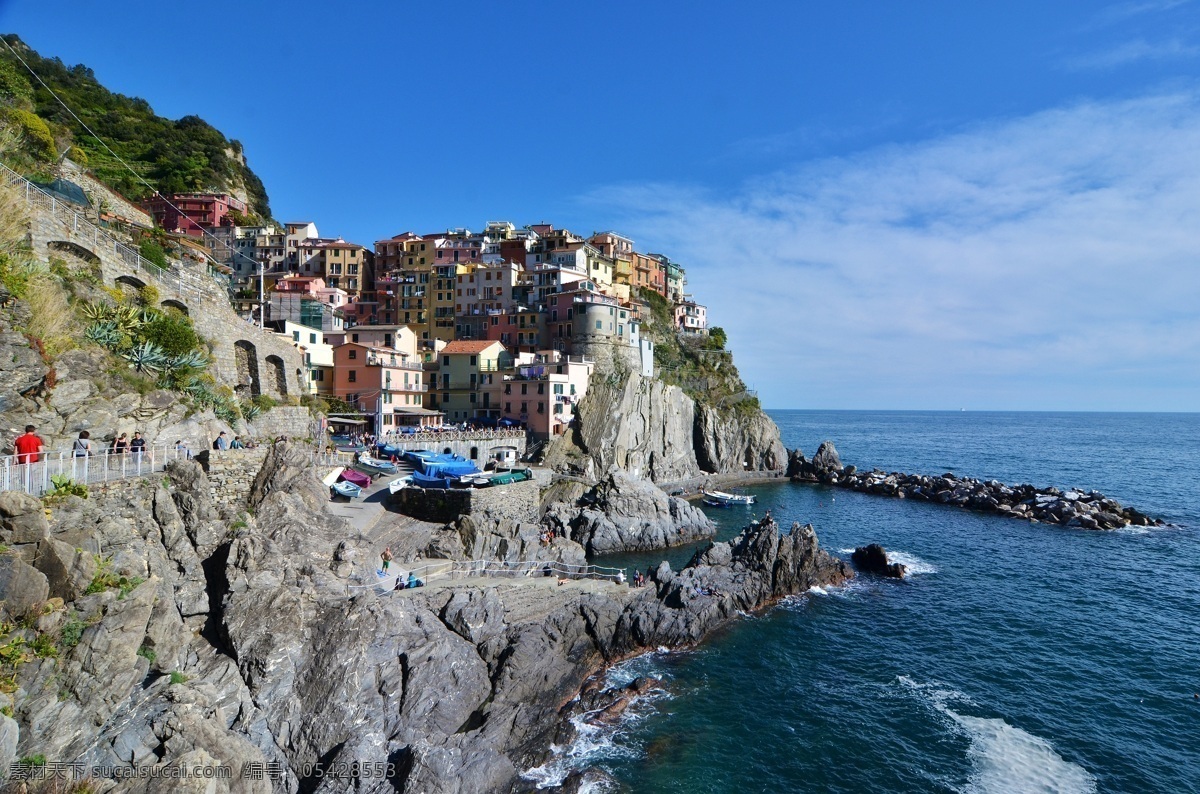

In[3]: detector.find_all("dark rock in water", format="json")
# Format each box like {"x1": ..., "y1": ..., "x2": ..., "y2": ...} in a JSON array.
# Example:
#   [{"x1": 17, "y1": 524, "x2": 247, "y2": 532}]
[
  {"x1": 786, "y1": 448, "x2": 807, "y2": 478},
  {"x1": 851, "y1": 544, "x2": 907, "y2": 579},
  {"x1": 811, "y1": 441, "x2": 842, "y2": 475}
]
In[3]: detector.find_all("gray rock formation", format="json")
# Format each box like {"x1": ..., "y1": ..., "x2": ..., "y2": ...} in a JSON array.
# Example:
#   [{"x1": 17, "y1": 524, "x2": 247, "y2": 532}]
[
  {"x1": 543, "y1": 469, "x2": 715, "y2": 555},
  {"x1": 0, "y1": 443, "x2": 848, "y2": 793},
  {"x1": 693, "y1": 403, "x2": 787, "y2": 476}
]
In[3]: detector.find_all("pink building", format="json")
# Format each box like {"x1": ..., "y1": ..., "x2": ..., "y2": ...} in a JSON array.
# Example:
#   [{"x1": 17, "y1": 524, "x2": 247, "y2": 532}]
[
  {"x1": 331, "y1": 342, "x2": 435, "y2": 428},
  {"x1": 143, "y1": 193, "x2": 246, "y2": 237}
]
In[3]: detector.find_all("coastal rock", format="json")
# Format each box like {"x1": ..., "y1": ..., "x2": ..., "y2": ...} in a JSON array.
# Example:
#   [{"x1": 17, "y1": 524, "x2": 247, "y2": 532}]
[
  {"x1": 693, "y1": 403, "x2": 787, "y2": 476},
  {"x1": 850, "y1": 544, "x2": 907, "y2": 579},
  {"x1": 542, "y1": 469, "x2": 715, "y2": 554},
  {"x1": 0, "y1": 555, "x2": 50, "y2": 618},
  {"x1": 789, "y1": 447, "x2": 1167, "y2": 531}
]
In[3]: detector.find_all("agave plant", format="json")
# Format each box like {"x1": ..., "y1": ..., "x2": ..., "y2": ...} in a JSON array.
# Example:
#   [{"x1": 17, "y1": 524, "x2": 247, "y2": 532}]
[
  {"x1": 168, "y1": 350, "x2": 209, "y2": 373},
  {"x1": 240, "y1": 402, "x2": 261, "y2": 423},
  {"x1": 112, "y1": 305, "x2": 142, "y2": 334},
  {"x1": 122, "y1": 340, "x2": 167, "y2": 374},
  {"x1": 80, "y1": 302, "x2": 113, "y2": 323},
  {"x1": 213, "y1": 400, "x2": 241, "y2": 425},
  {"x1": 84, "y1": 321, "x2": 122, "y2": 349}
]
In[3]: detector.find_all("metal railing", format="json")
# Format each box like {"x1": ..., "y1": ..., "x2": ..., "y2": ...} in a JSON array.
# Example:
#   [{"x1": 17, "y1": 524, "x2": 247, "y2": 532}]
[
  {"x1": 0, "y1": 161, "x2": 216, "y2": 304},
  {"x1": 1, "y1": 443, "x2": 201, "y2": 496},
  {"x1": 349, "y1": 558, "x2": 629, "y2": 592}
]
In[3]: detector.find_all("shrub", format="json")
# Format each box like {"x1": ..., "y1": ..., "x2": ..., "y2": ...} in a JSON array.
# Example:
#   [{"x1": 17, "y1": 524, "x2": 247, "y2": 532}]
[
  {"x1": 136, "y1": 645, "x2": 156, "y2": 664},
  {"x1": 251, "y1": 394, "x2": 278, "y2": 411},
  {"x1": 169, "y1": 671, "x2": 187, "y2": 685},
  {"x1": 141, "y1": 313, "x2": 199, "y2": 357},
  {"x1": 44, "y1": 474, "x2": 87, "y2": 503},
  {"x1": 30, "y1": 633, "x2": 57, "y2": 658},
  {"x1": 0, "y1": 59, "x2": 33, "y2": 107},
  {"x1": 136, "y1": 283, "x2": 160, "y2": 307},
  {"x1": 2, "y1": 108, "x2": 55, "y2": 162},
  {"x1": 138, "y1": 239, "x2": 169, "y2": 270},
  {"x1": 17, "y1": 754, "x2": 46, "y2": 768},
  {"x1": 60, "y1": 618, "x2": 85, "y2": 648}
]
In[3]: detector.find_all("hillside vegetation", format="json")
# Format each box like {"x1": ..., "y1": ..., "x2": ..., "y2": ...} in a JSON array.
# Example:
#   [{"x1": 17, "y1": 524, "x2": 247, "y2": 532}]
[
  {"x1": 0, "y1": 34, "x2": 270, "y2": 217},
  {"x1": 636, "y1": 288, "x2": 760, "y2": 415}
]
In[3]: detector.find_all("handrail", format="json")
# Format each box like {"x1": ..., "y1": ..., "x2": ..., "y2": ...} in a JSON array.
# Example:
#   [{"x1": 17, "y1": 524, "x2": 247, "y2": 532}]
[
  {"x1": 348, "y1": 558, "x2": 628, "y2": 591},
  {"x1": 0, "y1": 161, "x2": 216, "y2": 303},
  {"x1": 1, "y1": 442, "x2": 198, "y2": 496}
]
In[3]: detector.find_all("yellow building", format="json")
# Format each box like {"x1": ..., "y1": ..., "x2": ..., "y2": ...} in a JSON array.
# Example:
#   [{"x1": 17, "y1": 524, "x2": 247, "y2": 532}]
[{"x1": 432, "y1": 340, "x2": 512, "y2": 422}]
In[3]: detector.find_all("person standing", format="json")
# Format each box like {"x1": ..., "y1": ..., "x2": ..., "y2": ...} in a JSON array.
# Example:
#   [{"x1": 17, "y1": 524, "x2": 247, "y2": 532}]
[
  {"x1": 73, "y1": 430, "x2": 92, "y2": 458},
  {"x1": 130, "y1": 431, "x2": 146, "y2": 460},
  {"x1": 14, "y1": 425, "x2": 44, "y2": 464},
  {"x1": 174, "y1": 439, "x2": 191, "y2": 459},
  {"x1": 112, "y1": 432, "x2": 129, "y2": 455},
  {"x1": 381, "y1": 546, "x2": 393, "y2": 574},
  {"x1": 213, "y1": 431, "x2": 229, "y2": 451}
]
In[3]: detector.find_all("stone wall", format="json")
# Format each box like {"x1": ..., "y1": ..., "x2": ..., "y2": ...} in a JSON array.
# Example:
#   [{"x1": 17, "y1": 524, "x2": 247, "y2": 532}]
[
  {"x1": 25, "y1": 191, "x2": 306, "y2": 400},
  {"x1": 246, "y1": 407, "x2": 316, "y2": 441},
  {"x1": 195, "y1": 448, "x2": 268, "y2": 509},
  {"x1": 392, "y1": 479, "x2": 540, "y2": 524}
]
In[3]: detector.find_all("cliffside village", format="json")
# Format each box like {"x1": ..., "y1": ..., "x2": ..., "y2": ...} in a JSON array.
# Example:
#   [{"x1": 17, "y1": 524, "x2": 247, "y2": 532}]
[{"x1": 144, "y1": 192, "x2": 711, "y2": 441}]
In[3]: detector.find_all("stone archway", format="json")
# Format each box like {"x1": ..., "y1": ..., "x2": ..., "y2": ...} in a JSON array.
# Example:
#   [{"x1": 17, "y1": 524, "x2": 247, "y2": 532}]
[
  {"x1": 470, "y1": 446, "x2": 479, "y2": 460},
  {"x1": 161, "y1": 299, "x2": 189, "y2": 316},
  {"x1": 234, "y1": 340, "x2": 261, "y2": 397},
  {"x1": 47, "y1": 240, "x2": 101, "y2": 265},
  {"x1": 265, "y1": 354, "x2": 288, "y2": 397}
]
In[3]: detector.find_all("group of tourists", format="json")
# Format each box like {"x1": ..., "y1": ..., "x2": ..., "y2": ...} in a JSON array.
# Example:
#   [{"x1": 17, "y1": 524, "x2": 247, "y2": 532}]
[
  {"x1": 10, "y1": 425, "x2": 152, "y2": 464},
  {"x1": 380, "y1": 547, "x2": 424, "y2": 591}
]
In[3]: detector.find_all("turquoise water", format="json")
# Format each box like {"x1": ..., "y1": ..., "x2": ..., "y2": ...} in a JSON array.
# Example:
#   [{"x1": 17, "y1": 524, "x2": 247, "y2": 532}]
[{"x1": 579, "y1": 411, "x2": 1200, "y2": 793}]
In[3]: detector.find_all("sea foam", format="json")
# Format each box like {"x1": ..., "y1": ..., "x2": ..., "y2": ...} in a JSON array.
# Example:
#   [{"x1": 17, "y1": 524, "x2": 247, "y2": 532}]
[{"x1": 898, "y1": 677, "x2": 1096, "y2": 794}]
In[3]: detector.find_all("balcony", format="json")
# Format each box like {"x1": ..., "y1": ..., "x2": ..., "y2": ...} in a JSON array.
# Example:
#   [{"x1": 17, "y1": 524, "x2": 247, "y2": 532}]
[
  {"x1": 366, "y1": 355, "x2": 425, "y2": 371},
  {"x1": 384, "y1": 382, "x2": 429, "y2": 392}
]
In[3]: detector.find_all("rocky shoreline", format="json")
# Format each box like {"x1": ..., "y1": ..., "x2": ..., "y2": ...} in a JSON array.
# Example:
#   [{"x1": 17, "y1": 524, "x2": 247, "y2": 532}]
[{"x1": 788, "y1": 441, "x2": 1166, "y2": 530}]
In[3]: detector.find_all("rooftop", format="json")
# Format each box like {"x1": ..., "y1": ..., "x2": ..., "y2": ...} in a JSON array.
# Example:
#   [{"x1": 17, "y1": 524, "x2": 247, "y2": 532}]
[{"x1": 441, "y1": 340, "x2": 503, "y2": 354}]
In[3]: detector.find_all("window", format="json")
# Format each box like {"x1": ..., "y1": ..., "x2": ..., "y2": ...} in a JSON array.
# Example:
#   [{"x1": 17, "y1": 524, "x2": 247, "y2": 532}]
[
  {"x1": 442, "y1": 392, "x2": 450, "y2": 403},
  {"x1": 521, "y1": 384, "x2": 527, "y2": 395},
  {"x1": 537, "y1": 401, "x2": 545, "y2": 413},
  {"x1": 442, "y1": 355, "x2": 450, "y2": 366},
  {"x1": 554, "y1": 383, "x2": 563, "y2": 394},
  {"x1": 309, "y1": 333, "x2": 317, "y2": 344},
  {"x1": 596, "y1": 320, "x2": 603, "y2": 330},
  {"x1": 348, "y1": 350, "x2": 357, "y2": 360},
  {"x1": 469, "y1": 355, "x2": 477, "y2": 366},
  {"x1": 348, "y1": 370, "x2": 357, "y2": 383},
  {"x1": 469, "y1": 392, "x2": 477, "y2": 403},
  {"x1": 520, "y1": 401, "x2": 527, "y2": 413},
  {"x1": 352, "y1": 333, "x2": 359, "y2": 343},
  {"x1": 505, "y1": 402, "x2": 511, "y2": 412}
]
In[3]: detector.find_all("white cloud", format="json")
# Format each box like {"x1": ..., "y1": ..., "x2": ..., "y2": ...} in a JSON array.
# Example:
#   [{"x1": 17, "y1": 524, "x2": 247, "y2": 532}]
[
  {"x1": 1066, "y1": 37, "x2": 1200, "y2": 69},
  {"x1": 584, "y1": 93, "x2": 1200, "y2": 410}
]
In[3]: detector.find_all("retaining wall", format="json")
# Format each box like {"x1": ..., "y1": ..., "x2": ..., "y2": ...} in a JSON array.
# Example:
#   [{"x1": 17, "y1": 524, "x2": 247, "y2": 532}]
[{"x1": 392, "y1": 479, "x2": 540, "y2": 524}]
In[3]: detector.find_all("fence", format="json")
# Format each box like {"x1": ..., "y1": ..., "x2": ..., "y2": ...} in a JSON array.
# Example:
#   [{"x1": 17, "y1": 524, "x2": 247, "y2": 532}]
[
  {"x1": 0, "y1": 161, "x2": 216, "y2": 304},
  {"x1": 1, "y1": 443, "x2": 199, "y2": 496},
  {"x1": 349, "y1": 558, "x2": 629, "y2": 593}
]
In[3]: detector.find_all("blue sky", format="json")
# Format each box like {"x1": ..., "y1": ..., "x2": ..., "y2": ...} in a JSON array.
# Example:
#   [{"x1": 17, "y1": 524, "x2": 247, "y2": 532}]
[{"x1": 2, "y1": 0, "x2": 1199, "y2": 410}]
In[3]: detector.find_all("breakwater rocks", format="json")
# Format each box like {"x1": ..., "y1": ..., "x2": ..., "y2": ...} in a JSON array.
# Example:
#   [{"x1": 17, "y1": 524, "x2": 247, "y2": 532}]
[{"x1": 788, "y1": 441, "x2": 1165, "y2": 530}]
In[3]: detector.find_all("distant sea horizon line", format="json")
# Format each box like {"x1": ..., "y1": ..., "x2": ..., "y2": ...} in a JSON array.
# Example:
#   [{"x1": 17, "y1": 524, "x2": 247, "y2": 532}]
[{"x1": 763, "y1": 407, "x2": 1199, "y2": 415}]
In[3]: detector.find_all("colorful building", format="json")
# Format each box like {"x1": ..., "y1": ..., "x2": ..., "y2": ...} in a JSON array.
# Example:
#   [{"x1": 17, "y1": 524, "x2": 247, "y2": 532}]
[
  {"x1": 675, "y1": 298, "x2": 708, "y2": 333},
  {"x1": 430, "y1": 340, "x2": 512, "y2": 422},
  {"x1": 499, "y1": 351, "x2": 594, "y2": 440},
  {"x1": 143, "y1": 192, "x2": 246, "y2": 237},
  {"x1": 331, "y1": 342, "x2": 434, "y2": 428}
]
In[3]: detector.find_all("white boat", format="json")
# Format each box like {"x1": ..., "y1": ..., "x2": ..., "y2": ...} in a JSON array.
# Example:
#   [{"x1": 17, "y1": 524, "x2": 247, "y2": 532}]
[
  {"x1": 387, "y1": 475, "x2": 412, "y2": 495},
  {"x1": 701, "y1": 489, "x2": 756, "y2": 506}
]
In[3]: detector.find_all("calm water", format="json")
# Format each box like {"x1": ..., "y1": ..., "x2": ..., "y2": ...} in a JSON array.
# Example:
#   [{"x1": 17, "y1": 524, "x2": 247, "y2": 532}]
[{"x1": 561, "y1": 411, "x2": 1200, "y2": 794}]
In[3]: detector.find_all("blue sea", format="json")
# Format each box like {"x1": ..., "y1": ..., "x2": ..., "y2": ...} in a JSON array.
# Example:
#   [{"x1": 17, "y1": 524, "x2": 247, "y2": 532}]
[{"x1": 537, "y1": 411, "x2": 1200, "y2": 793}]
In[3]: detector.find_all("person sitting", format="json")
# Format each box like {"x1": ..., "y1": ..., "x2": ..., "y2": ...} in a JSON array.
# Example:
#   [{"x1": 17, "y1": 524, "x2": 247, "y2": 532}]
[
  {"x1": 407, "y1": 573, "x2": 422, "y2": 589},
  {"x1": 230, "y1": 436, "x2": 245, "y2": 449}
]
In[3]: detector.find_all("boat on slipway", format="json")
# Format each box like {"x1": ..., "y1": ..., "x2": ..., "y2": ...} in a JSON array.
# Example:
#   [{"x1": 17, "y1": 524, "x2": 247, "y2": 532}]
[{"x1": 702, "y1": 489, "x2": 756, "y2": 507}]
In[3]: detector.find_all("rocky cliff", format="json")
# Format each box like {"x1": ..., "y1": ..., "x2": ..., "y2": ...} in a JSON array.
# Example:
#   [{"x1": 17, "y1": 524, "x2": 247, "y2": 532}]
[
  {"x1": 0, "y1": 444, "x2": 849, "y2": 792},
  {"x1": 544, "y1": 370, "x2": 785, "y2": 485},
  {"x1": 543, "y1": 469, "x2": 715, "y2": 555}
]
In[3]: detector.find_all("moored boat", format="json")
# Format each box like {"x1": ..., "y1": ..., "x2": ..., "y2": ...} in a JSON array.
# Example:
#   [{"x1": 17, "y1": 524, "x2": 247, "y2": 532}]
[
  {"x1": 387, "y1": 475, "x2": 412, "y2": 494},
  {"x1": 701, "y1": 489, "x2": 756, "y2": 506},
  {"x1": 356, "y1": 453, "x2": 399, "y2": 474},
  {"x1": 330, "y1": 480, "x2": 362, "y2": 499},
  {"x1": 339, "y1": 468, "x2": 372, "y2": 488}
]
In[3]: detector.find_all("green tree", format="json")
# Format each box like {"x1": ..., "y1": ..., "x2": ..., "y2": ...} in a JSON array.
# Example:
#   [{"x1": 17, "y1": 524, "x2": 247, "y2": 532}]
[
  {"x1": 138, "y1": 239, "x2": 168, "y2": 270},
  {"x1": 2, "y1": 108, "x2": 55, "y2": 162}
]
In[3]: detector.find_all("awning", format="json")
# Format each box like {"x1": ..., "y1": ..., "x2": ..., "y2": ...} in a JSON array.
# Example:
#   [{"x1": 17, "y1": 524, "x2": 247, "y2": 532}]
[
  {"x1": 327, "y1": 416, "x2": 368, "y2": 425},
  {"x1": 392, "y1": 407, "x2": 444, "y2": 416}
]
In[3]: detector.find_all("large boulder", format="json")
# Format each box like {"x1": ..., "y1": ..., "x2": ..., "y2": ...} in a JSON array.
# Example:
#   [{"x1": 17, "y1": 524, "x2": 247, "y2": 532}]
[
  {"x1": 850, "y1": 544, "x2": 907, "y2": 579},
  {"x1": 543, "y1": 469, "x2": 715, "y2": 554},
  {"x1": 0, "y1": 555, "x2": 50, "y2": 618},
  {"x1": 0, "y1": 491, "x2": 50, "y2": 546}
]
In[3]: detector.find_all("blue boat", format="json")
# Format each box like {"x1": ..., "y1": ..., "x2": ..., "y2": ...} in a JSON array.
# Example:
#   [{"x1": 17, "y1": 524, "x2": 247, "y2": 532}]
[
  {"x1": 330, "y1": 481, "x2": 362, "y2": 499},
  {"x1": 404, "y1": 449, "x2": 437, "y2": 464},
  {"x1": 377, "y1": 443, "x2": 400, "y2": 457},
  {"x1": 411, "y1": 470, "x2": 453, "y2": 489}
]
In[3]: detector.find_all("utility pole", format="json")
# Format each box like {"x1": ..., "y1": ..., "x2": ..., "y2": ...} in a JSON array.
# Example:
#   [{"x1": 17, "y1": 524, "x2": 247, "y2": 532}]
[{"x1": 258, "y1": 258, "x2": 265, "y2": 330}]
